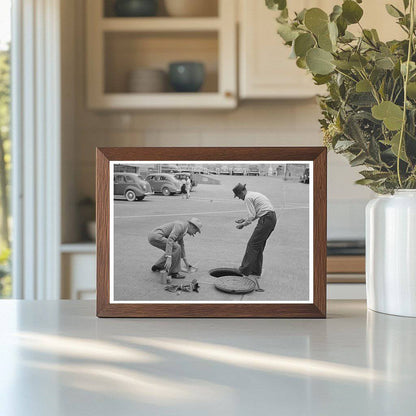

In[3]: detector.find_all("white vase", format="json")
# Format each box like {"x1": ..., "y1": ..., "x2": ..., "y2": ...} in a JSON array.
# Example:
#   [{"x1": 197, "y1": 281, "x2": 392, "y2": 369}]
[{"x1": 366, "y1": 190, "x2": 416, "y2": 317}]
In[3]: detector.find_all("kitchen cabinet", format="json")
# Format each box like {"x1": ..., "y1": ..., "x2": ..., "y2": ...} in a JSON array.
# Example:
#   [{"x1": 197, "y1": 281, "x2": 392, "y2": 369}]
[
  {"x1": 239, "y1": 0, "x2": 324, "y2": 99},
  {"x1": 238, "y1": 0, "x2": 405, "y2": 99},
  {"x1": 86, "y1": 0, "x2": 237, "y2": 109}
]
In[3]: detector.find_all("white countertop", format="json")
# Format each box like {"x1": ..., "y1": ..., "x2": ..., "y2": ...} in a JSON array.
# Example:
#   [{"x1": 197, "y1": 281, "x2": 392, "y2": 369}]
[{"x1": 0, "y1": 300, "x2": 415, "y2": 415}]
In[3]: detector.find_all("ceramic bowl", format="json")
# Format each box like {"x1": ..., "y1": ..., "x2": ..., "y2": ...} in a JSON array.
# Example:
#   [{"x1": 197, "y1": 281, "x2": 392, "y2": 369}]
[
  {"x1": 127, "y1": 68, "x2": 167, "y2": 93},
  {"x1": 114, "y1": 0, "x2": 158, "y2": 17},
  {"x1": 168, "y1": 62, "x2": 205, "y2": 93}
]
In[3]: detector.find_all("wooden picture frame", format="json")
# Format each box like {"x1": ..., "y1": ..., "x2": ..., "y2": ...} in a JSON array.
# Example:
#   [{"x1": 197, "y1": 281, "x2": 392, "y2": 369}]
[{"x1": 96, "y1": 147, "x2": 327, "y2": 318}]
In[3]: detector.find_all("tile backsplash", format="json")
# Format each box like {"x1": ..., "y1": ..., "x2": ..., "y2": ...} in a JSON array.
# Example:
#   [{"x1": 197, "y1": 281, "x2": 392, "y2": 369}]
[
  {"x1": 61, "y1": 0, "x2": 374, "y2": 242},
  {"x1": 73, "y1": 100, "x2": 372, "y2": 242}
]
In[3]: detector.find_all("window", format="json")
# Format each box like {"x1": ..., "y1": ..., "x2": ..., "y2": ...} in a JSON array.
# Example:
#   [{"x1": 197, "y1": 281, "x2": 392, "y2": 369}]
[
  {"x1": 0, "y1": 0, "x2": 11, "y2": 298},
  {"x1": 114, "y1": 175, "x2": 125, "y2": 184},
  {"x1": 125, "y1": 176, "x2": 134, "y2": 183}
]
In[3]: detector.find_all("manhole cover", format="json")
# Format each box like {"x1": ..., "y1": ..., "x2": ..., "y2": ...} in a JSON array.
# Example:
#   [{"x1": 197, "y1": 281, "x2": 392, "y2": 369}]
[
  {"x1": 209, "y1": 267, "x2": 243, "y2": 278},
  {"x1": 215, "y1": 276, "x2": 255, "y2": 294}
]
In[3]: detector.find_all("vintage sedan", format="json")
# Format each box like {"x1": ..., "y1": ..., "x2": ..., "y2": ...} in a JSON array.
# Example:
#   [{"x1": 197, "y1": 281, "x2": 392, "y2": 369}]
[
  {"x1": 231, "y1": 167, "x2": 244, "y2": 176},
  {"x1": 114, "y1": 173, "x2": 153, "y2": 201},
  {"x1": 174, "y1": 172, "x2": 197, "y2": 190},
  {"x1": 145, "y1": 173, "x2": 182, "y2": 196}
]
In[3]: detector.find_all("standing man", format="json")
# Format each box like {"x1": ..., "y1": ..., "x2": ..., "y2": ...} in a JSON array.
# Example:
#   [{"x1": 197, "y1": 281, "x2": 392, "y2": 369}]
[
  {"x1": 148, "y1": 217, "x2": 202, "y2": 279},
  {"x1": 233, "y1": 183, "x2": 277, "y2": 291},
  {"x1": 185, "y1": 176, "x2": 192, "y2": 199}
]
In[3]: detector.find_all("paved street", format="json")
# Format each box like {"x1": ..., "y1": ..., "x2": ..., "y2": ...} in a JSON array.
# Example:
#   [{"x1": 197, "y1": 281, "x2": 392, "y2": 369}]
[{"x1": 113, "y1": 175, "x2": 310, "y2": 302}]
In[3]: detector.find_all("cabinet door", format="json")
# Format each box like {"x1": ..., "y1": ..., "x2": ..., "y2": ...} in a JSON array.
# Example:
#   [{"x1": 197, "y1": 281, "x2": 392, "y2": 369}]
[
  {"x1": 239, "y1": 0, "x2": 321, "y2": 99},
  {"x1": 239, "y1": 0, "x2": 405, "y2": 99}
]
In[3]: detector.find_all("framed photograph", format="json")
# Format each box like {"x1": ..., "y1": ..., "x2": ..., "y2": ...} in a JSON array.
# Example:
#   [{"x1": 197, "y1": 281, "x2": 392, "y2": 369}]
[{"x1": 96, "y1": 147, "x2": 327, "y2": 318}]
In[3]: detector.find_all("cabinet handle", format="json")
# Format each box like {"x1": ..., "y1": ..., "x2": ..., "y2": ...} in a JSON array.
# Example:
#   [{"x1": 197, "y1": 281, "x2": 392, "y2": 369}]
[{"x1": 225, "y1": 91, "x2": 234, "y2": 98}]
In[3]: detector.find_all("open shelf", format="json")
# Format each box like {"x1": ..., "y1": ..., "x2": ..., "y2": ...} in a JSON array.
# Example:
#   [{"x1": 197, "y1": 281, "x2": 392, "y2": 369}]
[
  {"x1": 101, "y1": 17, "x2": 221, "y2": 32},
  {"x1": 90, "y1": 92, "x2": 235, "y2": 109},
  {"x1": 103, "y1": 0, "x2": 219, "y2": 18},
  {"x1": 86, "y1": 0, "x2": 236, "y2": 109},
  {"x1": 104, "y1": 31, "x2": 218, "y2": 94}
]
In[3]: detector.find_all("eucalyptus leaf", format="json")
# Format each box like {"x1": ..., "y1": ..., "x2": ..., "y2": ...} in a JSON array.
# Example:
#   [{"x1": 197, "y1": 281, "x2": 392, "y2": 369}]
[
  {"x1": 328, "y1": 21, "x2": 338, "y2": 45},
  {"x1": 342, "y1": 0, "x2": 364, "y2": 24},
  {"x1": 334, "y1": 139, "x2": 355, "y2": 152},
  {"x1": 313, "y1": 74, "x2": 332, "y2": 85},
  {"x1": 336, "y1": 15, "x2": 348, "y2": 36},
  {"x1": 306, "y1": 48, "x2": 335, "y2": 75},
  {"x1": 330, "y1": 5, "x2": 343, "y2": 22},
  {"x1": 350, "y1": 54, "x2": 368, "y2": 69},
  {"x1": 363, "y1": 29, "x2": 375, "y2": 44},
  {"x1": 375, "y1": 56, "x2": 396, "y2": 70},
  {"x1": 304, "y1": 8, "x2": 329, "y2": 35},
  {"x1": 359, "y1": 170, "x2": 391, "y2": 180},
  {"x1": 371, "y1": 29, "x2": 380, "y2": 42},
  {"x1": 296, "y1": 57, "x2": 307, "y2": 69},
  {"x1": 339, "y1": 31, "x2": 356, "y2": 43},
  {"x1": 382, "y1": 132, "x2": 409, "y2": 161},
  {"x1": 294, "y1": 33, "x2": 315, "y2": 57},
  {"x1": 295, "y1": 8, "x2": 307, "y2": 22},
  {"x1": 266, "y1": 0, "x2": 287, "y2": 11},
  {"x1": 355, "y1": 178, "x2": 377, "y2": 185},
  {"x1": 372, "y1": 101, "x2": 403, "y2": 130},
  {"x1": 280, "y1": 8, "x2": 289, "y2": 19},
  {"x1": 401, "y1": 61, "x2": 416, "y2": 76},
  {"x1": 356, "y1": 79, "x2": 372, "y2": 92},
  {"x1": 385, "y1": 4, "x2": 404, "y2": 18},
  {"x1": 349, "y1": 92, "x2": 377, "y2": 107},
  {"x1": 277, "y1": 23, "x2": 299, "y2": 42},
  {"x1": 407, "y1": 82, "x2": 416, "y2": 99},
  {"x1": 350, "y1": 152, "x2": 368, "y2": 167},
  {"x1": 333, "y1": 59, "x2": 353, "y2": 70},
  {"x1": 369, "y1": 137, "x2": 382, "y2": 162},
  {"x1": 318, "y1": 31, "x2": 334, "y2": 52}
]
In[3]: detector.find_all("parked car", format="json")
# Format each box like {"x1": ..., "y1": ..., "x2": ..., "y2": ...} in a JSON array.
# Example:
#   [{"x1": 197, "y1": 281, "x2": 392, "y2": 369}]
[
  {"x1": 114, "y1": 173, "x2": 153, "y2": 201},
  {"x1": 231, "y1": 167, "x2": 244, "y2": 176},
  {"x1": 145, "y1": 173, "x2": 182, "y2": 196},
  {"x1": 247, "y1": 166, "x2": 260, "y2": 176},
  {"x1": 191, "y1": 166, "x2": 205, "y2": 174},
  {"x1": 220, "y1": 165, "x2": 230, "y2": 175},
  {"x1": 161, "y1": 164, "x2": 179, "y2": 173},
  {"x1": 300, "y1": 168, "x2": 310, "y2": 184},
  {"x1": 174, "y1": 172, "x2": 197, "y2": 190}
]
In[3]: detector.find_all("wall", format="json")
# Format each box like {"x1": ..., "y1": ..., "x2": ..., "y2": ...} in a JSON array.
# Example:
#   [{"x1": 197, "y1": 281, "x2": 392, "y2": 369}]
[{"x1": 61, "y1": 0, "x2": 374, "y2": 243}]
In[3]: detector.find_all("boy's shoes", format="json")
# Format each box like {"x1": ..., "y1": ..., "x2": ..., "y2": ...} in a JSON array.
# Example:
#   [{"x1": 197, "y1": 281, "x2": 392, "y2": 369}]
[
  {"x1": 151, "y1": 265, "x2": 163, "y2": 272},
  {"x1": 170, "y1": 273, "x2": 185, "y2": 279}
]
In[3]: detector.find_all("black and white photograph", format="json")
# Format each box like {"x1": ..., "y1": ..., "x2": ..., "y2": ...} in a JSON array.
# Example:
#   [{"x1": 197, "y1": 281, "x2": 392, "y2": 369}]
[{"x1": 110, "y1": 161, "x2": 313, "y2": 303}]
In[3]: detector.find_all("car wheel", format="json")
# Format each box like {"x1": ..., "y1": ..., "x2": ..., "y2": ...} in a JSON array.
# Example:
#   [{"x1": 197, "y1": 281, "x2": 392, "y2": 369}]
[
  {"x1": 125, "y1": 190, "x2": 136, "y2": 202},
  {"x1": 162, "y1": 187, "x2": 170, "y2": 196},
  {"x1": 136, "y1": 195, "x2": 145, "y2": 201}
]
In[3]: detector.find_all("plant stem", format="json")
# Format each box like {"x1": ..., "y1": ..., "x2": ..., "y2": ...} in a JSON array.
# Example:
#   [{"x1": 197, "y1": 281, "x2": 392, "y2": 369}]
[
  {"x1": 397, "y1": 0, "x2": 415, "y2": 188},
  {"x1": 334, "y1": 68, "x2": 357, "y2": 83},
  {"x1": 358, "y1": 69, "x2": 380, "y2": 104}
]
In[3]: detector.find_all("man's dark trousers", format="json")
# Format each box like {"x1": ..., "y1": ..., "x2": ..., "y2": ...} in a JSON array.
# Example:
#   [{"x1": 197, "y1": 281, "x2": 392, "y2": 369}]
[{"x1": 239, "y1": 211, "x2": 277, "y2": 276}]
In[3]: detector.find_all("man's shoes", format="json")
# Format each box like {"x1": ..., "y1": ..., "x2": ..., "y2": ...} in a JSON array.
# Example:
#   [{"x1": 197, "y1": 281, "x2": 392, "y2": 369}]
[
  {"x1": 151, "y1": 265, "x2": 163, "y2": 272},
  {"x1": 247, "y1": 275, "x2": 264, "y2": 292},
  {"x1": 170, "y1": 273, "x2": 185, "y2": 279}
]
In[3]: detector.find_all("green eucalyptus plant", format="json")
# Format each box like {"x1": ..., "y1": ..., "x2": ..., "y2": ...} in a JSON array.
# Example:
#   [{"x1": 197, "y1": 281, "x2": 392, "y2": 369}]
[{"x1": 266, "y1": 0, "x2": 416, "y2": 193}]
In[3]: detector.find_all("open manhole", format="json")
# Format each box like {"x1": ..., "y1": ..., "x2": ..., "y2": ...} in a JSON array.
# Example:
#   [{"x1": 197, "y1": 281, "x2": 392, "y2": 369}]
[{"x1": 209, "y1": 268, "x2": 243, "y2": 278}]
